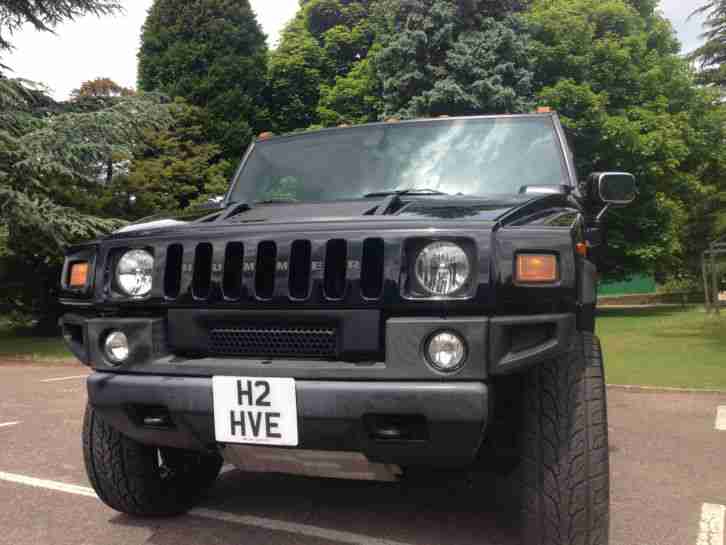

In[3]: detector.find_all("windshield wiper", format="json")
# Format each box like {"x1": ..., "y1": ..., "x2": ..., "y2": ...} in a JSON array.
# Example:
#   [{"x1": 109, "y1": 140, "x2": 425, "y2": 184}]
[
  {"x1": 255, "y1": 198, "x2": 299, "y2": 205},
  {"x1": 364, "y1": 188, "x2": 448, "y2": 198}
]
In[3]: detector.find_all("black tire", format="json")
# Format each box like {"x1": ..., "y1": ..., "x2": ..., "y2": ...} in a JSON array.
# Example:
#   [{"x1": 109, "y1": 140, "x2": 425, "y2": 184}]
[
  {"x1": 83, "y1": 404, "x2": 222, "y2": 516},
  {"x1": 521, "y1": 332, "x2": 610, "y2": 545}
]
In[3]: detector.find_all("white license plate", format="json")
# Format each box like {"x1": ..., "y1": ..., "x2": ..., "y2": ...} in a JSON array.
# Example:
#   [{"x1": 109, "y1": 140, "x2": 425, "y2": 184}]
[{"x1": 213, "y1": 376, "x2": 298, "y2": 446}]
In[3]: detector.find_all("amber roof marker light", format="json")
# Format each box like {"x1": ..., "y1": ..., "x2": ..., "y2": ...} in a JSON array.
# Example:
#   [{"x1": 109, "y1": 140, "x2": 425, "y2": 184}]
[{"x1": 516, "y1": 254, "x2": 558, "y2": 284}]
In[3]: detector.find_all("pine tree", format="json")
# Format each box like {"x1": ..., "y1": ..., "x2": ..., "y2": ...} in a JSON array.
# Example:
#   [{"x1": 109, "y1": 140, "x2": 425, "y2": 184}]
[
  {"x1": 374, "y1": 0, "x2": 535, "y2": 118},
  {"x1": 689, "y1": 1, "x2": 726, "y2": 87},
  {"x1": 138, "y1": 0, "x2": 268, "y2": 160}
]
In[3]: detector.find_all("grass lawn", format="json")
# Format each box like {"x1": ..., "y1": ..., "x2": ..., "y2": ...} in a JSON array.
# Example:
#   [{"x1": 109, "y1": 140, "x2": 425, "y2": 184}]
[
  {"x1": 0, "y1": 322, "x2": 71, "y2": 361},
  {"x1": 598, "y1": 306, "x2": 726, "y2": 390}
]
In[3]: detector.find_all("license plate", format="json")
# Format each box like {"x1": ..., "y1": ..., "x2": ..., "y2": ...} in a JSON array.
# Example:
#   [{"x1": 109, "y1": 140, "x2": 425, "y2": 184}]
[{"x1": 213, "y1": 376, "x2": 298, "y2": 446}]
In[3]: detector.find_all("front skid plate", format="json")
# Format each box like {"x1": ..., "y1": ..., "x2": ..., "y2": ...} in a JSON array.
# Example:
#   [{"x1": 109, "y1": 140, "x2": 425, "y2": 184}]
[{"x1": 222, "y1": 445, "x2": 403, "y2": 482}]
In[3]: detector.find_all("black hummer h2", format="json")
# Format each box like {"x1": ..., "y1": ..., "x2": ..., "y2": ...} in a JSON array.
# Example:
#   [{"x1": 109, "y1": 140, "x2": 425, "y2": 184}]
[{"x1": 60, "y1": 113, "x2": 635, "y2": 545}]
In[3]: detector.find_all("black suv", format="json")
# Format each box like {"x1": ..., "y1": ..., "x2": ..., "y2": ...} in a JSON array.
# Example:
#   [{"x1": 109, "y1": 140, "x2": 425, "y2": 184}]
[{"x1": 60, "y1": 113, "x2": 635, "y2": 545}]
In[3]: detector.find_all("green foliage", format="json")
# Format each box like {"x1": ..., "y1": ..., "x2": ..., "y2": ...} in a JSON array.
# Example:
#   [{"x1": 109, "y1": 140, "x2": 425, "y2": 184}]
[
  {"x1": 0, "y1": 85, "x2": 174, "y2": 322},
  {"x1": 0, "y1": 0, "x2": 121, "y2": 53},
  {"x1": 317, "y1": 53, "x2": 383, "y2": 125},
  {"x1": 527, "y1": 0, "x2": 726, "y2": 277},
  {"x1": 689, "y1": 1, "x2": 726, "y2": 86},
  {"x1": 112, "y1": 99, "x2": 231, "y2": 218},
  {"x1": 374, "y1": 0, "x2": 535, "y2": 118},
  {"x1": 267, "y1": 0, "x2": 379, "y2": 132},
  {"x1": 138, "y1": 0, "x2": 268, "y2": 160}
]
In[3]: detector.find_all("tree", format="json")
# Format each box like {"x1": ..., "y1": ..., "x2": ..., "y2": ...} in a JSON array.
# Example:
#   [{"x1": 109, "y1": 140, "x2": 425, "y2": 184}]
[
  {"x1": 266, "y1": 0, "x2": 378, "y2": 132},
  {"x1": 0, "y1": 87, "x2": 175, "y2": 327},
  {"x1": 317, "y1": 52, "x2": 383, "y2": 126},
  {"x1": 689, "y1": 1, "x2": 726, "y2": 87},
  {"x1": 138, "y1": 0, "x2": 268, "y2": 160},
  {"x1": 71, "y1": 77, "x2": 134, "y2": 98},
  {"x1": 0, "y1": 0, "x2": 120, "y2": 53},
  {"x1": 110, "y1": 99, "x2": 230, "y2": 218},
  {"x1": 374, "y1": 0, "x2": 535, "y2": 118},
  {"x1": 527, "y1": 0, "x2": 726, "y2": 277}
]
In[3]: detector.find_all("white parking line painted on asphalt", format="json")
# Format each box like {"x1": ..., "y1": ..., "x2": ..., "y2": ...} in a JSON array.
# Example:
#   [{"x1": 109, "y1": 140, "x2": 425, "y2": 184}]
[
  {"x1": 190, "y1": 508, "x2": 416, "y2": 545},
  {"x1": 0, "y1": 421, "x2": 20, "y2": 429},
  {"x1": 697, "y1": 503, "x2": 725, "y2": 545},
  {"x1": 40, "y1": 375, "x2": 87, "y2": 383},
  {"x1": 0, "y1": 471, "x2": 97, "y2": 498},
  {"x1": 0, "y1": 470, "x2": 415, "y2": 545},
  {"x1": 716, "y1": 406, "x2": 726, "y2": 431}
]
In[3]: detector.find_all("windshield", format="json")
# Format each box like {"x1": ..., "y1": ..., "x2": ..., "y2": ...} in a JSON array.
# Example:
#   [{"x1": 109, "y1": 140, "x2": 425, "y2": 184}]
[{"x1": 229, "y1": 116, "x2": 569, "y2": 204}]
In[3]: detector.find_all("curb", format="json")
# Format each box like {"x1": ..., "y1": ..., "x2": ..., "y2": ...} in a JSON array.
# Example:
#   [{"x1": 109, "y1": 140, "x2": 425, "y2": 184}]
[{"x1": 607, "y1": 384, "x2": 726, "y2": 395}]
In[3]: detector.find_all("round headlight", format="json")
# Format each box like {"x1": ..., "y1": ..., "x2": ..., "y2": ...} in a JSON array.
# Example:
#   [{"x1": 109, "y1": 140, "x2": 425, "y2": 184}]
[
  {"x1": 104, "y1": 331, "x2": 129, "y2": 364},
  {"x1": 415, "y1": 242, "x2": 470, "y2": 296},
  {"x1": 116, "y1": 249, "x2": 154, "y2": 298},
  {"x1": 426, "y1": 331, "x2": 467, "y2": 372}
]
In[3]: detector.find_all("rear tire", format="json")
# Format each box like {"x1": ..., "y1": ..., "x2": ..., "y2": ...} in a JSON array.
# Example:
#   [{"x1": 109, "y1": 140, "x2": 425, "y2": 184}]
[
  {"x1": 521, "y1": 332, "x2": 610, "y2": 545},
  {"x1": 82, "y1": 404, "x2": 222, "y2": 516}
]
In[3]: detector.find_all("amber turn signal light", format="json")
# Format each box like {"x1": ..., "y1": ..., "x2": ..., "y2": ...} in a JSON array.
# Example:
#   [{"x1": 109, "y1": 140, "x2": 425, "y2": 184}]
[
  {"x1": 69, "y1": 262, "x2": 90, "y2": 288},
  {"x1": 516, "y1": 254, "x2": 558, "y2": 284}
]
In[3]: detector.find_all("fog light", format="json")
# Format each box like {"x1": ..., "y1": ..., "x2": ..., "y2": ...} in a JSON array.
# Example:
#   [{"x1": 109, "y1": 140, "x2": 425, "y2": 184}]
[
  {"x1": 426, "y1": 331, "x2": 466, "y2": 372},
  {"x1": 104, "y1": 331, "x2": 129, "y2": 364}
]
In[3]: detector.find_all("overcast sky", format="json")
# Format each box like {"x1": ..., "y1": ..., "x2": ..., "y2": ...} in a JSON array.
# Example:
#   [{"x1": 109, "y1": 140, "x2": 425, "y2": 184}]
[{"x1": 1, "y1": 0, "x2": 707, "y2": 100}]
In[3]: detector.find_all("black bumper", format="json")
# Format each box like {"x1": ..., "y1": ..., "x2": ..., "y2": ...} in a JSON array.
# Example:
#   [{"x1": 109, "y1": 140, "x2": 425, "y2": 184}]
[
  {"x1": 87, "y1": 373, "x2": 489, "y2": 468},
  {"x1": 61, "y1": 311, "x2": 575, "y2": 380}
]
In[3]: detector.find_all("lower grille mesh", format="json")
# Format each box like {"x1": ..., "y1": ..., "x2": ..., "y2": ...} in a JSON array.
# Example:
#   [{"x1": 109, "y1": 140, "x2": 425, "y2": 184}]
[{"x1": 209, "y1": 326, "x2": 337, "y2": 358}]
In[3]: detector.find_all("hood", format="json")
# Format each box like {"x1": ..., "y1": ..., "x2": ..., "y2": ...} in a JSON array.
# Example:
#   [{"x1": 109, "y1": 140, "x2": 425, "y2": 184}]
[{"x1": 113, "y1": 194, "x2": 572, "y2": 237}]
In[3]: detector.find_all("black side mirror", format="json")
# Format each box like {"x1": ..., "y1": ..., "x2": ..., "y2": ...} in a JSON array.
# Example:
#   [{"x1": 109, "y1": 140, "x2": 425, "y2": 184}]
[{"x1": 587, "y1": 172, "x2": 637, "y2": 205}]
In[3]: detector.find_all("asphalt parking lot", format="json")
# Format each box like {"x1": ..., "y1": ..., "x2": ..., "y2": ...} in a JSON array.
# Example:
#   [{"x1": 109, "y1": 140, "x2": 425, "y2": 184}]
[{"x1": 0, "y1": 361, "x2": 724, "y2": 545}]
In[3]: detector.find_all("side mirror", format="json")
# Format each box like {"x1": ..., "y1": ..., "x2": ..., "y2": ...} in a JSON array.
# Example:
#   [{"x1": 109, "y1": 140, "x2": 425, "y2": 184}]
[{"x1": 588, "y1": 172, "x2": 636, "y2": 205}]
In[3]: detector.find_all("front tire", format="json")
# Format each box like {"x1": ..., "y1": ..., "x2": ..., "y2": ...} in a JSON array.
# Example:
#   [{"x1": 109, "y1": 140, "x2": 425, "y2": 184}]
[
  {"x1": 521, "y1": 332, "x2": 610, "y2": 545},
  {"x1": 82, "y1": 404, "x2": 222, "y2": 516}
]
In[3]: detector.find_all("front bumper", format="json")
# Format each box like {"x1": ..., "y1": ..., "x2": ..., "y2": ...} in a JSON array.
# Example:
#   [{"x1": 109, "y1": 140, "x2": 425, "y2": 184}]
[
  {"x1": 61, "y1": 312, "x2": 575, "y2": 379},
  {"x1": 87, "y1": 373, "x2": 488, "y2": 468},
  {"x1": 73, "y1": 312, "x2": 575, "y2": 468}
]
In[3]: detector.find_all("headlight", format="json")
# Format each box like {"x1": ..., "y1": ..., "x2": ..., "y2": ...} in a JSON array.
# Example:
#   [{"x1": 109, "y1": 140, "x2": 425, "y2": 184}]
[
  {"x1": 116, "y1": 249, "x2": 154, "y2": 298},
  {"x1": 415, "y1": 242, "x2": 471, "y2": 296}
]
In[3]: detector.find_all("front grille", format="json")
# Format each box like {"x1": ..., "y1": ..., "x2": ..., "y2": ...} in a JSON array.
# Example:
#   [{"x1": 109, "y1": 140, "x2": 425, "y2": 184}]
[
  {"x1": 160, "y1": 237, "x2": 387, "y2": 303},
  {"x1": 209, "y1": 326, "x2": 338, "y2": 358}
]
